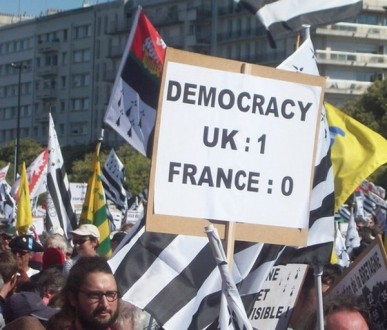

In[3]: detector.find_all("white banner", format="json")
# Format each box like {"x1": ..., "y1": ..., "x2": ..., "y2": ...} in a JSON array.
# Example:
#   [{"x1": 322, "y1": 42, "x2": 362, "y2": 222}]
[{"x1": 154, "y1": 61, "x2": 322, "y2": 228}]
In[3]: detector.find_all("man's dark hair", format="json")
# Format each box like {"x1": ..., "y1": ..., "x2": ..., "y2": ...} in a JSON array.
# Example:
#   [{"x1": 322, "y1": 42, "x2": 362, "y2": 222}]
[
  {"x1": 302, "y1": 294, "x2": 372, "y2": 329},
  {"x1": 63, "y1": 256, "x2": 113, "y2": 297}
]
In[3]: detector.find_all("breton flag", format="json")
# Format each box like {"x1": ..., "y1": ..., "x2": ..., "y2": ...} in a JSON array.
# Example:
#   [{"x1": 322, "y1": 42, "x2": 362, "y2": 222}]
[
  {"x1": 80, "y1": 139, "x2": 112, "y2": 257},
  {"x1": 16, "y1": 162, "x2": 32, "y2": 235},
  {"x1": 326, "y1": 102, "x2": 387, "y2": 211},
  {"x1": 276, "y1": 31, "x2": 335, "y2": 265},
  {"x1": 45, "y1": 113, "x2": 78, "y2": 239},
  {"x1": 236, "y1": 0, "x2": 363, "y2": 44},
  {"x1": 12, "y1": 149, "x2": 48, "y2": 201},
  {"x1": 101, "y1": 149, "x2": 128, "y2": 211},
  {"x1": 104, "y1": 6, "x2": 166, "y2": 157},
  {"x1": 109, "y1": 220, "x2": 284, "y2": 329},
  {"x1": 0, "y1": 183, "x2": 15, "y2": 223}
]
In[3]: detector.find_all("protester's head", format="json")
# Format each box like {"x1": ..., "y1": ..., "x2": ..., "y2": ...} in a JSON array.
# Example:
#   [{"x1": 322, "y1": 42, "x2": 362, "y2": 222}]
[
  {"x1": 111, "y1": 231, "x2": 126, "y2": 252},
  {"x1": 290, "y1": 264, "x2": 343, "y2": 329},
  {"x1": 37, "y1": 267, "x2": 66, "y2": 306},
  {"x1": 0, "y1": 250, "x2": 19, "y2": 284},
  {"x1": 3, "y1": 291, "x2": 59, "y2": 324},
  {"x1": 0, "y1": 226, "x2": 16, "y2": 251},
  {"x1": 70, "y1": 224, "x2": 100, "y2": 256},
  {"x1": 9, "y1": 235, "x2": 44, "y2": 270},
  {"x1": 303, "y1": 294, "x2": 371, "y2": 330},
  {"x1": 61, "y1": 256, "x2": 120, "y2": 329},
  {"x1": 42, "y1": 247, "x2": 65, "y2": 270},
  {"x1": 112, "y1": 300, "x2": 148, "y2": 330},
  {"x1": 44, "y1": 233, "x2": 69, "y2": 256}
]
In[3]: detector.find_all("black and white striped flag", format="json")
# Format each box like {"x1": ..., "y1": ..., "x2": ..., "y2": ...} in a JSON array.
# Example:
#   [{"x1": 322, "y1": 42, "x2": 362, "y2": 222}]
[
  {"x1": 236, "y1": 0, "x2": 362, "y2": 43},
  {"x1": 101, "y1": 149, "x2": 128, "y2": 211},
  {"x1": 46, "y1": 113, "x2": 78, "y2": 238}
]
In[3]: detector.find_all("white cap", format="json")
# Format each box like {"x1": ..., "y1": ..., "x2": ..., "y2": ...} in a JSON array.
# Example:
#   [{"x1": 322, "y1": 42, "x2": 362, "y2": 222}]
[{"x1": 71, "y1": 224, "x2": 100, "y2": 241}]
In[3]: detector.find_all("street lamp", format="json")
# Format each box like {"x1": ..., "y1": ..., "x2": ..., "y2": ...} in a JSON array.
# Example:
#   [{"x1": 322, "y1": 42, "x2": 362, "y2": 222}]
[{"x1": 10, "y1": 62, "x2": 27, "y2": 183}]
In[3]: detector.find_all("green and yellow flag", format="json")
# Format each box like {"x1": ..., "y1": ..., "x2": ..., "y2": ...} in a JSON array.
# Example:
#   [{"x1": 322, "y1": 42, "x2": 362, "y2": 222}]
[
  {"x1": 326, "y1": 102, "x2": 387, "y2": 211},
  {"x1": 16, "y1": 162, "x2": 32, "y2": 235},
  {"x1": 80, "y1": 141, "x2": 112, "y2": 257}
]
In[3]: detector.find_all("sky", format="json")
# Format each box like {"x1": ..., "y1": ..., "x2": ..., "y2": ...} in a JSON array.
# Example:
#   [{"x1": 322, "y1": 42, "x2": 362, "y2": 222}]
[{"x1": 0, "y1": 0, "x2": 108, "y2": 17}]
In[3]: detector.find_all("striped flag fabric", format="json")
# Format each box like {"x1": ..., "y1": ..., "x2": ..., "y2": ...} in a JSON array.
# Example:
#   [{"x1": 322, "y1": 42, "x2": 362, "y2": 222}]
[
  {"x1": 276, "y1": 31, "x2": 335, "y2": 265},
  {"x1": 0, "y1": 181, "x2": 15, "y2": 223},
  {"x1": 101, "y1": 149, "x2": 128, "y2": 211},
  {"x1": 108, "y1": 221, "x2": 284, "y2": 329},
  {"x1": 16, "y1": 162, "x2": 32, "y2": 235},
  {"x1": 80, "y1": 140, "x2": 112, "y2": 257},
  {"x1": 236, "y1": 0, "x2": 363, "y2": 43},
  {"x1": 45, "y1": 113, "x2": 78, "y2": 239},
  {"x1": 104, "y1": 6, "x2": 166, "y2": 157}
]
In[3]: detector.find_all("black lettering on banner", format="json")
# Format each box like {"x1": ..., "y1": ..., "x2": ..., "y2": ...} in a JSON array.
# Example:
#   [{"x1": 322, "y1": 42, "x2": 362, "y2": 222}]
[
  {"x1": 166, "y1": 80, "x2": 314, "y2": 122},
  {"x1": 166, "y1": 80, "x2": 181, "y2": 101},
  {"x1": 168, "y1": 162, "x2": 261, "y2": 192}
]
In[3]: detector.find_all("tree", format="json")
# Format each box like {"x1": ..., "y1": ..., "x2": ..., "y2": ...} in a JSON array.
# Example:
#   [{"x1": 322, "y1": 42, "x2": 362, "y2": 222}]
[{"x1": 68, "y1": 143, "x2": 150, "y2": 196}]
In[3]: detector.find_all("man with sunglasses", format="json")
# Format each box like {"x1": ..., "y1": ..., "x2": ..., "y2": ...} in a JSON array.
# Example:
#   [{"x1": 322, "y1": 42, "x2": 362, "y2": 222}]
[
  {"x1": 63, "y1": 224, "x2": 100, "y2": 277},
  {"x1": 47, "y1": 256, "x2": 120, "y2": 330},
  {"x1": 8, "y1": 234, "x2": 44, "y2": 285}
]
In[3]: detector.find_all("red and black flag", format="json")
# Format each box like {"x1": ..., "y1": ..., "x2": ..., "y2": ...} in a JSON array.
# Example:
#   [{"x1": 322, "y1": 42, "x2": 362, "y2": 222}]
[{"x1": 104, "y1": 7, "x2": 166, "y2": 157}]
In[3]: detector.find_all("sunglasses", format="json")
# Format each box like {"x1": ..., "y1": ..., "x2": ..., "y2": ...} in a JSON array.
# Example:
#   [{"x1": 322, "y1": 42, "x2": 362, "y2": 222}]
[
  {"x1": 72, "y1": 238, "x2": 90, "y2": 245},
  {"x1": 11, "y1": 250, "x2": 29, "y2": 257}
]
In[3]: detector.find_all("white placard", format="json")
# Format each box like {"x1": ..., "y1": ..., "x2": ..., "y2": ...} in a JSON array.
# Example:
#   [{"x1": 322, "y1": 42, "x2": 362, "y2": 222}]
[
  {"x1": 154, "y1": 61, "x2": 322, "y2": 228},
  {"x1": 249, "y1": 264, "x2": 308, "y2": 329}
]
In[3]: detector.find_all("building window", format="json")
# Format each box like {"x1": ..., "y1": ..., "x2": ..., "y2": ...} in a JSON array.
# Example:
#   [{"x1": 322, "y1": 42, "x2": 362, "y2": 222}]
[
  {"x1": 71, "y1": 122, "x2": 88, "y2": 135},
  {"x1": 71, "y1": 97, "x2": 89, "y2": 111},
  {"x1": 74, "y1": 25, "x2": 92, "y2": 39},
  {"x1": 72, "y1": 73, "x2": 90, "y2": 87},
  {"x1": 73, "y1": 49, "x2": 91, "y2": 63}
]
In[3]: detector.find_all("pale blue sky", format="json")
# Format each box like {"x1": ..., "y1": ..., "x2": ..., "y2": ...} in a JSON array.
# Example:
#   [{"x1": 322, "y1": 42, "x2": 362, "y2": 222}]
[{"x1": 0, "y1": 0, "x2": 109, "y2": 17}]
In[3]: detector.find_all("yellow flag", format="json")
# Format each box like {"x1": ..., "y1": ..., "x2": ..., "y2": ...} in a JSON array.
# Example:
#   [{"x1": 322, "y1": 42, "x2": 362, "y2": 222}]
[
  {"x1": 326, "y1": 102, "x2": 387, "y2": 211},
  {"x1": 16, "y1": 162, "x2": 32, "y2": 234},
  {"x1": 80, "y1": 142, "x2": 111, "y2": 257}
]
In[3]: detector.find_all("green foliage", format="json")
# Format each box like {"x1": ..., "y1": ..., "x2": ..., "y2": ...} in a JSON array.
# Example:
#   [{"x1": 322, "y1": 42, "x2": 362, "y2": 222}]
[{"x1": 68, "y1": 143, "x2": 150, "y2": 195}]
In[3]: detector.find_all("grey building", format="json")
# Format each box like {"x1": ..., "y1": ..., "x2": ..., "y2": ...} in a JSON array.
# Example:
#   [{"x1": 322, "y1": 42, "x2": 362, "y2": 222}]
[{"x1": 0, "y1": 0, "x2": 386, "y2": 148}]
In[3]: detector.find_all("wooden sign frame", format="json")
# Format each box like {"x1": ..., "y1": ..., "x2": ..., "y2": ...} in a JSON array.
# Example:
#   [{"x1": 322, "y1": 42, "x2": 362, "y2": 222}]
[{"x1": 146, "y1": 48, "x2": 326, "y2": 246}]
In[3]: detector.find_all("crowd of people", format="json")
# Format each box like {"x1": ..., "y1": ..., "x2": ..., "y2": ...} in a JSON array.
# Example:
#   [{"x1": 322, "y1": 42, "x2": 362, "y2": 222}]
[
  {"x1": 0, "y1": 221, "x2": 154, "y2": 330},
  {"x1": 0, "y1": 213, "x2": 381, "y2": 329}
]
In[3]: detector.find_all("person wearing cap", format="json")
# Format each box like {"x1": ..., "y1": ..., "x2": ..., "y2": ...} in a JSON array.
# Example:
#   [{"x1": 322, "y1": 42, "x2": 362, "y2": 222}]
[
  {"x1": 8, "y1": 235, "x2": 44, "y2": 284},
  {"x1": 63, "y1": 224, "x2": 100, "y2": 277},
  {"x1": 3, "y1": 291, "x2": 59, "y2": 325},
  {"x1": 0, "y1": 227, "x2": 16, "y2": 251}
]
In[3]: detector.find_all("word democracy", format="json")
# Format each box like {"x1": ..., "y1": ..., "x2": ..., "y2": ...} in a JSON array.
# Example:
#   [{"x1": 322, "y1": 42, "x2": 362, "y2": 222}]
[{"x1": 166, "y1": 80, "x2": 313, "y2": 121}]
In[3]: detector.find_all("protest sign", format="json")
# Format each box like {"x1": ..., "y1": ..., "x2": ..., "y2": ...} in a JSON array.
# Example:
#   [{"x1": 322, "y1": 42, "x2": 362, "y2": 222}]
[
  {"x1": 147, "y1": 48, "x2": 325, "y2": 245},
  {"x1": 327, "y1": 236, "x2": 387, "y2": 329},
  {"x1": 248, "y1": 264, "x2": 308, "y2": 329}
]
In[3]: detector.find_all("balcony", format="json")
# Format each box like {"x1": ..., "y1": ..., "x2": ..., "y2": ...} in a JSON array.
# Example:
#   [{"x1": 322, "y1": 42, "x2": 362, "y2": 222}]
[
  {"x1": 316, "y1": 50, "x2": 387, "y2": 69},
  {"x1": 34, "y1": 112, "x2": 49, "y2": 122},
  {"x1": 36, "y1": 88, "x2": 57, "y2": 99},
  {"x1": 325, "y1": 79, "x2": 372, "y2": 95},
  {"x1": 37, "y1": 65, "x2": 58, "y2": 76},
  {"x1": 316, "y1": 22, "x2": 387, "y2": 40},
  {"x1": 37, "y1": 39, "x2": 60, "y2": 53}
]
